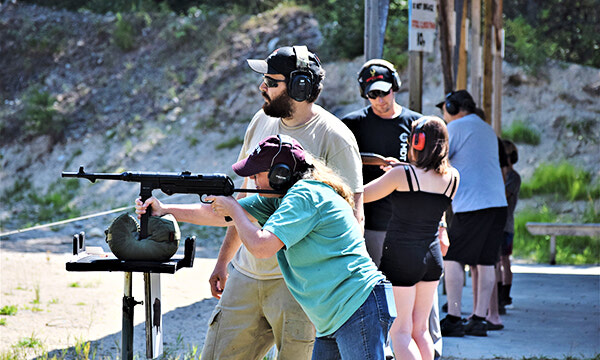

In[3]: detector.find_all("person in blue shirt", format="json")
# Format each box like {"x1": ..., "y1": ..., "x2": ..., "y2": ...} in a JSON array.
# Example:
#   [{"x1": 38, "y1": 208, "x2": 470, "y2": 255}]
[{"x1": 135, "y1": 135, "x2": 396, "y2": 360}]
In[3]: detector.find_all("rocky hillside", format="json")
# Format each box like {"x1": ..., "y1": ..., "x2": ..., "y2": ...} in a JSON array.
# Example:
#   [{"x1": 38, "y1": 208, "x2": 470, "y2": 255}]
[{"x1": 1, "y1": 2, "x2": 599, "y2": 237}]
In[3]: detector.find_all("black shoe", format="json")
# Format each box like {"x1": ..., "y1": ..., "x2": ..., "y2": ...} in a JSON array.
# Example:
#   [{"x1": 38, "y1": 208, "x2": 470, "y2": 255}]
[
  {"x1": 441, "y1": 316, "x2": 465, "y2": 337},
  {"x1": 500, "y1": 296, "x2": 513, "y2": 308},
  {"x1": 487, "y1": 321, "x2": 504, "y2": 331},
  {"x1": 441, "y1": 302, "x2": 448, "y2": 313},
  {"x1": 499, "y1": 304, "x2": 506, "y2": 315},
  {"x1": 464, "y1": 318, "x2": 487, "y2": 336}
]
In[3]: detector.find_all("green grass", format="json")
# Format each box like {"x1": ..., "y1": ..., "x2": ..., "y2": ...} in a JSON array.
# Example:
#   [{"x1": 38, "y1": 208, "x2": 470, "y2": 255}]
[
  {"x1": 513, "y1": 204, "x2": 599, "y2": 265},
  {"x1": 501, "y1": 119, "x2": 541, "y2": 145},
  {"x1": 215, "y1": 136, "x2": 244, "y2": 150},
  {"x1": 0, "y1": 305, "x2": 17, "y2": 316},
  {"x1": 2, "y1": 178, "x2": 81, "y2": 228},
  {"x1": 520, "y1": 162, "x2": 600, "y2": 201}
]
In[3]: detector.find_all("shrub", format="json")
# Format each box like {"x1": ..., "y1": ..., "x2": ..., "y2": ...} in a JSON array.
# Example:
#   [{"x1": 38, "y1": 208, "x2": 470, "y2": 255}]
[
  {"x1": 520, "y1": 162, "x2": 599, "y2": 201},
  {"x1": 113, "y1": 13, "x2": 136, "y2": 51},
  {"x1": 382, "y1": 0, "x2": 409, "y2": 71},
  {"x1": 19, "y1": 86, "x2": 67, "y2": 141},
  {"x1": 501, "y1": 120, "x2": 541, "y2": 145},
  {"x1": 310, "y1": 0, "x2": 364, "y2": 60},
  {"x1": 504, "y1": 16, "x2": 549, "y2": 75}
]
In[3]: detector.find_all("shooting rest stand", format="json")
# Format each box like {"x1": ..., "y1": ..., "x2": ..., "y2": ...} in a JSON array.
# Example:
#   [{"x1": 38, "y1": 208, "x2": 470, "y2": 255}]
[{"x1": 66, "y1": 232, "x2": 195, "y2": 359}]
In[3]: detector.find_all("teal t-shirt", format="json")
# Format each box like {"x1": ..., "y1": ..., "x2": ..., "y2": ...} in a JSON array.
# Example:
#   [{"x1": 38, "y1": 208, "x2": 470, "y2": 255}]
[{"x1": 238, "y1": 180, "x2": 384, "y2": 336}]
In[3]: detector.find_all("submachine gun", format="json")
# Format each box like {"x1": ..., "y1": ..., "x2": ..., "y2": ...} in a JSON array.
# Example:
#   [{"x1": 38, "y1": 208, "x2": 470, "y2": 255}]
[{"x1": 62, "y1": 166, "x2": 283, "y2": 238}]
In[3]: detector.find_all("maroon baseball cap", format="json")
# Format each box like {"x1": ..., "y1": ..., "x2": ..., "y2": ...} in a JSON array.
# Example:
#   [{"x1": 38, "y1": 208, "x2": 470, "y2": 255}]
[
  {"x1": 232, "y1": 135, "x2": 310, "y2": 177},
  {"x1": 247, "y1": 46, "x2": 322, "y2": 78}
]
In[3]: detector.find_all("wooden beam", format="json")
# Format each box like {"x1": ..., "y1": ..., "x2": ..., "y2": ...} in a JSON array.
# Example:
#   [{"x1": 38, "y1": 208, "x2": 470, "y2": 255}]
[
  {"x1": 492, "y1": 0, "x2": 503, "y2": 135},
  {"x1": 470, "y1": 0, "x2": 481, "y2": 104},
  {"x1": 409, "y1": 51, "x2": 423, "y2": 112},
  {"x1": 438, "y1": 0, "x2": 455, "y2": 93},
  {"x1": 456, "y1": 0, "x2": 468, "y2": 90},
  {"x1": 482, "y1": 0, "x2": 493, "y2": 124}
]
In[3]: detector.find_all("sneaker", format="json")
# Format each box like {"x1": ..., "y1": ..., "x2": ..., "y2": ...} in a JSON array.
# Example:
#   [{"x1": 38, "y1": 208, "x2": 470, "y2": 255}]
[
  {"x1": 464, "y1": 317, "x2": 487, "y2": 336},
  {"x1": 486, "y1": 321, "x2": 504, "y2": 331},
  {"x1": 441, "y1": 316, "x2": 465, "y2": 337}
]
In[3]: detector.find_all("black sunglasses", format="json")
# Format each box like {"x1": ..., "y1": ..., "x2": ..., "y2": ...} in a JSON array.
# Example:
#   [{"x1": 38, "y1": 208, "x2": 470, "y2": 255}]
[
  {"x1": 366, "y1": 89, "x2": 391, "y2": 99},
  {"x1": 263, "y1": 76, "x2": 286, "y2": 88}
]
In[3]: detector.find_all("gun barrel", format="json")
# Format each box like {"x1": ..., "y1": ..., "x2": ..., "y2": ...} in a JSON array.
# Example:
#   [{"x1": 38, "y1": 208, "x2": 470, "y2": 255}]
[{"x1": 234, "y1": 188, "x2": 284, "y2": 195}]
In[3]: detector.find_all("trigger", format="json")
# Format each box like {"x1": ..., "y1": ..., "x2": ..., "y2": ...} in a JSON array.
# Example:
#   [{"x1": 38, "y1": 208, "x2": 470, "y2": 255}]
[{"x1": 200, "y1": 194, "x2": 212, "y2": 204}]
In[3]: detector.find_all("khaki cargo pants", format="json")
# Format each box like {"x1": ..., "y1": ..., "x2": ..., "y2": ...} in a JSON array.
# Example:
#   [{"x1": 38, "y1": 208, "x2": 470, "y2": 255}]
[{"x1": 201, "y1": 264, "x2": 315, "y2": 360}]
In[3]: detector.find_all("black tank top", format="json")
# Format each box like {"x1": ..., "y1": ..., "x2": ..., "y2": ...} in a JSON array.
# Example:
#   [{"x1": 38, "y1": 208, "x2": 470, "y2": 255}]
[{"x1": 386, "y1": 165, "x2": 457, "y2": 242}]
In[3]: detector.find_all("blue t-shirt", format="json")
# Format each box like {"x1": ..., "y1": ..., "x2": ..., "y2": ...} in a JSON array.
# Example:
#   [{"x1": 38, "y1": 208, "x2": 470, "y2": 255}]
[
  {"x1": 447, "y1": 114, "x2": 507, "y2": 212},
  {"x1": 238, "y1": 180, "x2": 384, "y2": 336}
]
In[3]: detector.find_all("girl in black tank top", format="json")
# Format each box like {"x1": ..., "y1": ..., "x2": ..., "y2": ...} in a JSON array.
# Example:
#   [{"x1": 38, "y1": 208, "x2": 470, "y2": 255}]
[{"x1": 364, "y1": 116, "x2": 460, "y2": 360}]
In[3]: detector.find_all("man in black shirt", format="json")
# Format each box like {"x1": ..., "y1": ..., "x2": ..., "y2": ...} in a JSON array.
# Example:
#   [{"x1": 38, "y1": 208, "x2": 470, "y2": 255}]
[
  {"x1": 342, "y1": 59, "x2": 448, "y2": 360},
  {"x1": 342, "y1": 59, "x2": 422, "y2": 266}
]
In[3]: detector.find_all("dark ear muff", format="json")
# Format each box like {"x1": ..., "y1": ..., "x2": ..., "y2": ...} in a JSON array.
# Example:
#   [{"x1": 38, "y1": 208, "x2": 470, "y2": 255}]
[
  {"x1": 268, "y1": 134, "x2": 297, "y2": 190},
  {"x1": 411, "y1": 119, "x2": 427, "y2": 151},
  {"x1": 268, "y1": 163, "x2": 293, "y2": 190},
  {"x1": 288, "y1": 46, "x2": 313, "y2": 102},
  {"x1": 445, "y1": 92, "x2": 459, "y2": 115}
]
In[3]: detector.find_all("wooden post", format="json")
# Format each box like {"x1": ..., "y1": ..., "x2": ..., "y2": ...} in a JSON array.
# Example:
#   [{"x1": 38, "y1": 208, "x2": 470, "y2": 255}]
[
  {"x1": 492, "y1": 0, "x2": 503, "y2": 135},
  {"x1": 482, "y1": 0, "x2": 493, "y2": 124},
  {"x1": 470, "y1": 0, "x2": 482, "y2": 104},
  {"x1": 438, "y1": 0, "x2": 455, "y2": 93},
  {"x1": 364, "y1": 0, "x2": 390, "y2": 61},
  {"x1": 409, "y1": 51, "x2": 423, "y2": 112},
  {"x1": 455, "y1": 0, "x2": 468, "y2": 90}
]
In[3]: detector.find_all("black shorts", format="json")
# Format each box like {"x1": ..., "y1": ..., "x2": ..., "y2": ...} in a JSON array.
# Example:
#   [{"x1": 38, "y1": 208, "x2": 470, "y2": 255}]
[
  {"x1": 445, "y1": 207, "x2": 507, "y2": 266},
  {"x1": 379, "y1": 234, "x2": 443, "y2": 287}
]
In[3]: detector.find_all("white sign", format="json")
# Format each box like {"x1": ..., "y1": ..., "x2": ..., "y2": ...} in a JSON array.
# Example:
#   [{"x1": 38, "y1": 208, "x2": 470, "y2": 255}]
[{"x1": 409, "y1": 0, "x2": 437, "y2": 52}]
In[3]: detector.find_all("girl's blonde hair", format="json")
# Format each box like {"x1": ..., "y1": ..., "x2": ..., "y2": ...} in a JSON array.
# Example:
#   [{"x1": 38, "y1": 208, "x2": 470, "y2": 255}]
[{"x1": 301, "y1": 156, "x2": 355, "y2": 208}]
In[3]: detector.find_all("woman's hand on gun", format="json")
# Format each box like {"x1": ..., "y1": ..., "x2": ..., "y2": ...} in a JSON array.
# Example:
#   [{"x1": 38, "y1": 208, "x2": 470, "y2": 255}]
[{"x1": 135, "y1": 196, "x2": 164, "y2": 218}]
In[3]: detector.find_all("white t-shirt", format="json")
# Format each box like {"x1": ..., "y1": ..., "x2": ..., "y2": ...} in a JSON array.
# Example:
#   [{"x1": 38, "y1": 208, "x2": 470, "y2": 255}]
[{"x1": 232, "y1": 105, "x2": 363, "y2": 279}]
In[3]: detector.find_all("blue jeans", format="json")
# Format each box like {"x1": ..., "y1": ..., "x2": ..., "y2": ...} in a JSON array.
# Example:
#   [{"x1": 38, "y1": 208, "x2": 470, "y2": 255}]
[{"x1": 311, "y1": 280, "x2": 396, "y2": 360}]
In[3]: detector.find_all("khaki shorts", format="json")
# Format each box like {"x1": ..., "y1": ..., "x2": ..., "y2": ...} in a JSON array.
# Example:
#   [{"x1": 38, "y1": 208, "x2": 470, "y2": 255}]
[{"x1": 201, "y1": 264, "x2": 315, "y2": 360}]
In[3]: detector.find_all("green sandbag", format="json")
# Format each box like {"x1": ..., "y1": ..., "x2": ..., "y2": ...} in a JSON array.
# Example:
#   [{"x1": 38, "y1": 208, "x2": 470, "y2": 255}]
[{"x1": 105, "y1": 213, "x2": 180, "y2": 261}]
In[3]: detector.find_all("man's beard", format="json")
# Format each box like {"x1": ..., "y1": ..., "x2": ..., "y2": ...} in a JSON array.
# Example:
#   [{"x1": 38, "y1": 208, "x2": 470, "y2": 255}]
[{"x1": 262, "y1": 91, "x2": 294, "y2": 119}]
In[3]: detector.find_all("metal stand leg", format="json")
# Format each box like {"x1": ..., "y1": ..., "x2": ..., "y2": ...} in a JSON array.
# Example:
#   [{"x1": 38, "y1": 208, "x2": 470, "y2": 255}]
[
  {"x1": 122, "y1": 272, "x2": 134, "y2": 360},
  {"x1": 144, "y1": 273, "x2": 163, "y2": 359},
  {"x1": 549, "y1": 235, "x2": 557, "y2": 265}
]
